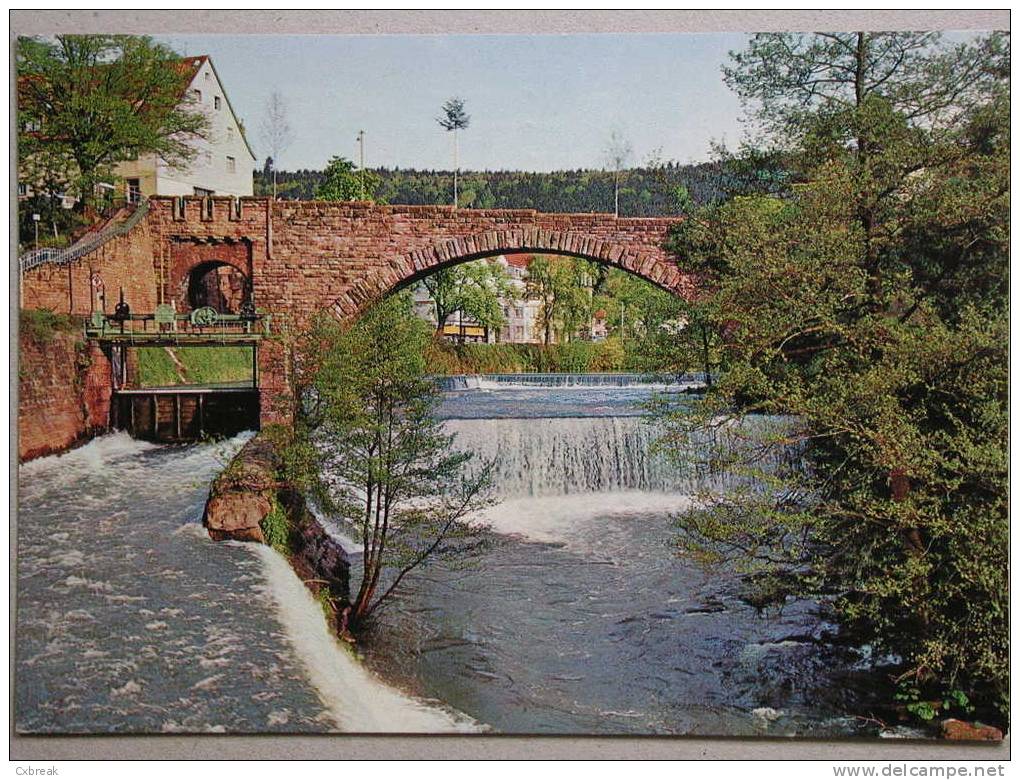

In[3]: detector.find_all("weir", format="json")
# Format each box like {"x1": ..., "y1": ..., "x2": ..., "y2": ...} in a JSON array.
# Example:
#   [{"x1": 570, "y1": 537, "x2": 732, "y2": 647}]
[{"x1": 435, "y1": 372, "x2": 707, "y2": 391}]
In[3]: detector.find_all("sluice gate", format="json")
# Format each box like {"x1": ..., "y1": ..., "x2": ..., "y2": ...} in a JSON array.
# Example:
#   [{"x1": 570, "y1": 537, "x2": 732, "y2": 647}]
[{"x1": 112, "y1": 386, "x2": 259, "y2": 443}]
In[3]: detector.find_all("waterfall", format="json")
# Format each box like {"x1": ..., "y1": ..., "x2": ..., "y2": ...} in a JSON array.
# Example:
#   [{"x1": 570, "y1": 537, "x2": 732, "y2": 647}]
[
  {"x1": 445, "y1": 416, "x2": 705, "y2": 498},
  {"x1": 434, "y1": 372, "x2": 706, "y2": 391}
]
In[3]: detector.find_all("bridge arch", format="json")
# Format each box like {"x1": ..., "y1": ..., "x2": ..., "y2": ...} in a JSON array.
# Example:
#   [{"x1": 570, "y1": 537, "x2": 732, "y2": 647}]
[{"x1": 328, "y1": 227, "x2": 695, "y2": 321}]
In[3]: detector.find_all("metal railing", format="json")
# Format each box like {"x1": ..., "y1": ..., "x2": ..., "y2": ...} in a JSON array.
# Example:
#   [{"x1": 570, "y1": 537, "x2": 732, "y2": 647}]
[
  {"x1": 84, "y1": 306, "x2": 271, "y2": 342},
  {"x1": 19, "y1": 198, "x2": 150, "y2": 274}
]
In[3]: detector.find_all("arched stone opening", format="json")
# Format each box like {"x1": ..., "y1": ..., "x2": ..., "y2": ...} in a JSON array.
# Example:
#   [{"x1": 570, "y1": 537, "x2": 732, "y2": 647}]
[{"x1": 186, "y1": 261, "x2": 249, "y2": 314}]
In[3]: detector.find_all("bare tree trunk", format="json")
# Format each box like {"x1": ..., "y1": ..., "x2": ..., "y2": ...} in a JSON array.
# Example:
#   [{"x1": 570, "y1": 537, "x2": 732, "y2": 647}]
[
  {"x1": 701, "y1": 324, "x2": 713, "y2": 388},
  {"x1": 453, "y1": 129, "x2": 459, "y2": 209},
  {"x1": 614, "y1": 167, "x2": 620, "y2": 218}
]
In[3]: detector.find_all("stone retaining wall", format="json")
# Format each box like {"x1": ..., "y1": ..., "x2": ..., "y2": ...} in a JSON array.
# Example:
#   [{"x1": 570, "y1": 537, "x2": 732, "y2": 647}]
[{"x1": 18, "y1": 322, "x2": 112, "y2": 461}]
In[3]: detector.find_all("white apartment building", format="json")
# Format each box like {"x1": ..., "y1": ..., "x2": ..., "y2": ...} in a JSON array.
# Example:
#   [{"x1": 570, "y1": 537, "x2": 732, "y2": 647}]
[
  {"x1": 496, "y1": 254, "x2": 546, "y2": 344},
  {"x1": 115, "y1": 55, "x2": 256, "y2": 200}
]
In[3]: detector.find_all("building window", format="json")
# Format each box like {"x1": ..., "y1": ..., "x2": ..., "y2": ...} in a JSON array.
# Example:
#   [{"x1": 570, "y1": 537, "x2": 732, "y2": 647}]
[
  {"x1": 226, "y1": 156, "x2": 236, "y2": 173},
  {"x1": 515, "y1": 307, "x2": 524, "y2": 318},
  {"x1": 226, "y1": 126, "x2": 234, "y2": 141},
  {"x1": 17, "y1": 182, "x2": 28, "y2": 197},
  {"x1": 194, "y1": 187, "x2": 214, "y2": 197},
  {"x1": 214, "y1": 96, "x2": 222, "y2": 110},
  {"x1": 204, "y1": 71, "x2": 211, "y2": 81},
  {"x1": 190, "y1": 89, "x2": 202, "y2": 102},
  {"x1": 126, "y1": 178, "x2": 141, "y2": 203}
]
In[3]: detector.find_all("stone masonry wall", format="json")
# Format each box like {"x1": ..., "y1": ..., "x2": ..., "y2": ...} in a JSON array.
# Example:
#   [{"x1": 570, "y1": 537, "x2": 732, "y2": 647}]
[
  {"x1": 18, "y1": 325, "x2": 112, "y2": 461},
  {"x1": 21, "y1": 216, "x2": 158, "y2": 316}
]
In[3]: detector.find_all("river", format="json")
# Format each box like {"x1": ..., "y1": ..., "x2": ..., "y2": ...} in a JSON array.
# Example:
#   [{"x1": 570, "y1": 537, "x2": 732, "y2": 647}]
[{"x1": 15, "y1": 374, "x2": 876, "y2": 736}]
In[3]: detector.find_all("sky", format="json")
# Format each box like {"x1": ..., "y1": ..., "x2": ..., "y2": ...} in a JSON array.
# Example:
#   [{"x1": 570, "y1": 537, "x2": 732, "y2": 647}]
[{"x1": 158, "y1": 33, "x2": 752, "y2": 173}]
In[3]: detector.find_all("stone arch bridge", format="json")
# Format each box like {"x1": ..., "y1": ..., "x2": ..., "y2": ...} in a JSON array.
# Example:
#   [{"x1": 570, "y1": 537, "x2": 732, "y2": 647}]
[{"x1": 22, "y1": 196, "x2": 690, "y2": 424}]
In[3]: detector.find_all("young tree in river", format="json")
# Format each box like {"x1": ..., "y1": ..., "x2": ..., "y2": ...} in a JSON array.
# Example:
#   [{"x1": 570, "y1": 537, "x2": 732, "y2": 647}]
[
  {"x1": 259, "y1": 91, "x2": 293, "y2": 199},
  {"x1": 295, "y1": 294, "x2": 494, "y2": 632},
  {"x1": 662, "y1": 31, "x2": 1009, "y2": 724},
  {"x1": 16, "y1": 35, "x2": 209, "y2": 213},
  {"x1": 437, "y1": 97, "x2": 470, "y2": 208}
]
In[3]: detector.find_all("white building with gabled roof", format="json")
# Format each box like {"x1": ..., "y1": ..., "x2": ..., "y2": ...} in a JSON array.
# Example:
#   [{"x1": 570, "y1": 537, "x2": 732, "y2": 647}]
[{"x1": 114, "y1": 55, "x2": 256, "y2": 200}]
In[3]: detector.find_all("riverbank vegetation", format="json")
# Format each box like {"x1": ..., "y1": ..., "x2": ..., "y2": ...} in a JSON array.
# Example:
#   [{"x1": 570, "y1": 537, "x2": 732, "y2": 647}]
[
  {"x1": 19, "y1": 308, "x2": 79, "y2": 342},
  {"x1": 659, "y1": 31, "x2": 1009, "y2": 727}
]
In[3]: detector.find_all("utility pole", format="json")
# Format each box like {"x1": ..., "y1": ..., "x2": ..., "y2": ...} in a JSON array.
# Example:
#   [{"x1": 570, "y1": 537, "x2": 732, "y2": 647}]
[{"x1": 356, "y1": 130, "x2": 366, "y2": 201}]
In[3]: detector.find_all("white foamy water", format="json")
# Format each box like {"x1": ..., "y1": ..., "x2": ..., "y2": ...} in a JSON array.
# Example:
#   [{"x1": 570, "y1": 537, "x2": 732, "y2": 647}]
[
  {"x1": 16, "y1": 431, "x2": 477, "y2": 734},
  {"x1": 253, "y1": 545, "x2": 479, "y2": 733},
  {"x1": 436, "y1": 373, "x2": 705, "y2": 392},
  {"x1": 472, "y1": 491, "x2": 696, "y2": 548}
]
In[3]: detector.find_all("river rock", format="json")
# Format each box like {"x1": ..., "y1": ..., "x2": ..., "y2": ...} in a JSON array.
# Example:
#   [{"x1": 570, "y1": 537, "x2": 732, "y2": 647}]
[
  {"x1": 292, "y1": 505, "x2": 350, "y2": 593},
  {"x1": 202, "y1": 436, "x2": 280, "y2": 543},
  {"x1": 940, "y1": 719, "x2": 1003, "y2": 741},
  {"x1": 203, "y1": 492, "x2": 270, "y2": 542}
]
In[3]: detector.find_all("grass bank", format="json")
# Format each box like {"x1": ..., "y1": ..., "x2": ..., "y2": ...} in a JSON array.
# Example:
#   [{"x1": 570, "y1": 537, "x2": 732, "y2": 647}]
[{"x1": 135, "y1": 346, "x2": 253, "y2": 387}]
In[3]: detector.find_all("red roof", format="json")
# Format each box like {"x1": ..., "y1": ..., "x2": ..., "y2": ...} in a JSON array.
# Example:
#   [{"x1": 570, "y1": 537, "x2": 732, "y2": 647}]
[
  {"x1": 171, "y1": 55, "x2": 209, "y2": 99},
  {"x1": 504, "y1": 253, "x2": 534, "y2": 268}
]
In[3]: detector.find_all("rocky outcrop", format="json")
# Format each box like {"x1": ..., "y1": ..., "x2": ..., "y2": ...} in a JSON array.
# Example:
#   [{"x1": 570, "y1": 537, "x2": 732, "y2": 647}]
[
  {"x1": 203, "y1": 435, "x2": 278, "y2": 542},
  {"x1": 940, "y1": 719, "x2": 1004, "y2": 741},
  {"x1": 203, "y1": 432, "x2": 351, "y2": 616}
]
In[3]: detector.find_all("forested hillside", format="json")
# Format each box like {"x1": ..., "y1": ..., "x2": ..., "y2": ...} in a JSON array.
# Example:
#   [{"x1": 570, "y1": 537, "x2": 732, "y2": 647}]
[{"x1": 255, "y1": 161, "x2": 726, "y2": 216}]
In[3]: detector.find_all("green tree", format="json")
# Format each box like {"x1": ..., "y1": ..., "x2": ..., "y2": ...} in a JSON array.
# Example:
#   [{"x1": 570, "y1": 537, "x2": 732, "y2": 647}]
[
  {"x1": 525, "y1": 256, "x2": 565, "y2": 345},
  {"x1": 437, "y1": 97, "x2": 470, "y2": 208},
  {"x1": 664, "y1": 32, "x2": 1009, "y2": 723},
  {"x1": 294, "y1": 294, "x2": 494, "y2": 632},
  {"x1": 597, "y1": 267, "x2": 691, "y2": 372},
  {"x1": 524, "y1": 255, "x2": 607, "y2": 345},
  {"x1": 421, "y1": 259, "x2": 514, "y2": 337},
  {"x1": 17, "y1": 35, "x2": 210, "y2": 212},
  {"x1": 315, "y1": 155, "x2": 381, "y2": 202}
]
